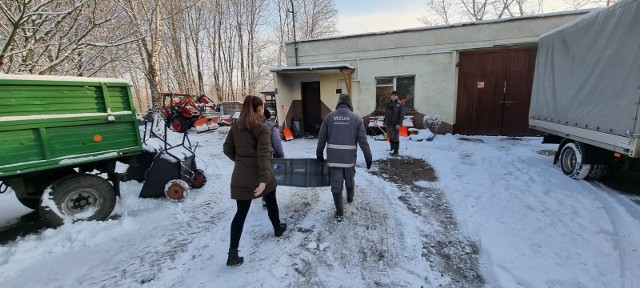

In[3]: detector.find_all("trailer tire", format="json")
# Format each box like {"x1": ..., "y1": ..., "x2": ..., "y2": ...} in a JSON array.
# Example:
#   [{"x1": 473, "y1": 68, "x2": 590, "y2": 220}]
[
  {"x1": 39, "y1": 174, "x2": 116, "y2": 227},
  {"x1": 559, "y1": 142, "x2": 591, "y2": 180},
  {"x1": 190, "y1": 169, "x2": 207, "y2": 188}
]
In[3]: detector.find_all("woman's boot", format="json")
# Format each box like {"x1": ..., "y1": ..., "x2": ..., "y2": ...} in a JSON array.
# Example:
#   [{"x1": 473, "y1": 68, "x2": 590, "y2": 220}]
[
  {"x1": 226, "y1": 248, "x2": 244, "y2": 266},
  {"x1": 275, "y1": 223, "x2": 287, "y2": 237}
]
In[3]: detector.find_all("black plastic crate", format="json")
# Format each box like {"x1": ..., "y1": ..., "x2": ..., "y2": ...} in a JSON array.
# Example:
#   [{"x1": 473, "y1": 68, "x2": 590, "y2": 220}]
[{"x1": 271, "y1": 158, "x2": 330, "y2": 187}]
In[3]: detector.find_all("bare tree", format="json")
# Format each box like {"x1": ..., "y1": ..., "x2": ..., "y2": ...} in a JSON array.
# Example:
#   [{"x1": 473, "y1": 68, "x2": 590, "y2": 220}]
[
  {"x1": 0, "y1": 0, "x2": 136, "y2": 74},
  {"x1": 564, "y1": 0, "x2": 616, "y2": 9},
  {"x1": 204, "y1": 0, "x2": 239, "y2": 102},
  {"x1": 419, "y1": 0, "x2": 614, "y2": 26},
  {"x1": 116, "y1": 0, "x2": 165, "y2": 109},
  {"x1": 460, "y1": 0, "x2": 490, "y2": 20},
  {"x1": 270, "y1": 0, "x2": 294, "y2": 66},
  {"x1": 186, "y1": 4, "x2": 207, "y2": 96},
  {"x1": 419, "y1": 0, "x2": 455, "y2": 25},
  {"x1": 490, "y1": 0, "x2": 517, "y2": 18},
  {"x1": 1, "y1": 0, "x2": 339, "y2": 112},
  {"x1": 295, "y1": 0, "x2": 338, "y2": 40},
  {"x1": 508, "y1": 0, "x2": 530, "y2": 15}
]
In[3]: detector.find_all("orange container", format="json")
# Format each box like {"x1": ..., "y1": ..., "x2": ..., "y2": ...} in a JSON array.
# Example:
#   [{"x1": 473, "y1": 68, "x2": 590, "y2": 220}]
[{"x1": 399, "y1": 126, "x2": 408, "y2": 137}]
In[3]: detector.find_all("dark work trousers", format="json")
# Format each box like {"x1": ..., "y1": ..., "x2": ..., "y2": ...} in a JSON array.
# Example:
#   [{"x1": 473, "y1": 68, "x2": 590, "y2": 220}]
[
  {"x1": 329, "y1": 167, "x2": 355, "y2": 216},
  {"x1": 386, "y1": 125, "x2": 400, "y2": 142},
  {"x1": 229, "y1": 190, "x2": 280, "y2": 249}
]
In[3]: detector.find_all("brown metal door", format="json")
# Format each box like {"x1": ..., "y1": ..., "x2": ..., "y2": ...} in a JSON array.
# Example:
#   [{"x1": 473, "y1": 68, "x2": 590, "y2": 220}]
[
  {"x1": 455, "y1": 51, "x2": 505, "y2": 135},
  {"x1": 455, "y1": 47, "x2": 537, "y2": 136},
  {"x1": 302, "y1": 82, "x2": 321, "y2": 135},
  {"x1": 502, "y1": 48, "x2": 537, "y2": 136}
]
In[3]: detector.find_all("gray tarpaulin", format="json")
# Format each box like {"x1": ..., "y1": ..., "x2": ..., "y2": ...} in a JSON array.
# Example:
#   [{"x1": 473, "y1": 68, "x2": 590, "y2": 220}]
[{"x1": 529, "y1": 0, "x2": 640, "y2": 136}]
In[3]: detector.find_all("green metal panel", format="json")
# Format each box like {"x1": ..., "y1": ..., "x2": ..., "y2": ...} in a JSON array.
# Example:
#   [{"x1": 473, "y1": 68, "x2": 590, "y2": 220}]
[
  {"x1": 0, "y1": 76, "x2": 142, "y2": 178},
  {"x1": 0, "y1": 114, "x2": 135, "y2": 132},
  {"x1": 107, "y1": 86, "x2": 132, "y2": 112},
  {"x1": 0, "y1": 85, "x2": 107, "y2": 116},
  {"x1": 47, "y1": 122, "x2": 139, "y2": 158},
  {"x1": 0, "y1": 129, "x2": 45, "y2": 165}
]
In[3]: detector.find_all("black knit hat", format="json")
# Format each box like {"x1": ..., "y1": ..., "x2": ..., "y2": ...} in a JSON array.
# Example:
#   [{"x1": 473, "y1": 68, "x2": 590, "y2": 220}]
[
  {"x1": 336, "y1": 93, "x2": 353, "y2": 111},
  {"x1": 264, "y1": 108, "x2": 272, "y2": 119}
]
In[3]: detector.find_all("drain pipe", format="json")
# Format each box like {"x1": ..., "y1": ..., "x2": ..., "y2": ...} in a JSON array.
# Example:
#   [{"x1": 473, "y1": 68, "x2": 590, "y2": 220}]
[{"x1": 288, "y1": 0, "x2": 298, "y2": 66}]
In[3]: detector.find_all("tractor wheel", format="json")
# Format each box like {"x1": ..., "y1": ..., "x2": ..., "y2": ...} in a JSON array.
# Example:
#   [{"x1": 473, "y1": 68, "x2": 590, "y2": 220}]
[
  {"x1": 39, "y1": 174, "x2": 116, "y2": 227},
  {"x1": 190, "y1": 169, "x2": 207, "y2": 188},
  {"x1": 171, "y1": 117, "x2": 189, "y2": 133},
  {"x1": 165, "y1": 180, "x2": 190, "y2": 201},
  {"x1": 559, "y1": 142, "x2": 591, "y2": 180}
]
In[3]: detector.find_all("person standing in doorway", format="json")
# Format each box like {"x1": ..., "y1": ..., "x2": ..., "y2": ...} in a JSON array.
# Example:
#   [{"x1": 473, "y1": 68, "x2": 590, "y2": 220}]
[
  {"x1": 384, "y1": 91, "x2": 405, "y2": 156},
  {"x1": 223, "y1": 95, "x2": 287, "y2": 266},
  {"x1": 316, "y1": 94, "x2": 373, "y2": 222}
]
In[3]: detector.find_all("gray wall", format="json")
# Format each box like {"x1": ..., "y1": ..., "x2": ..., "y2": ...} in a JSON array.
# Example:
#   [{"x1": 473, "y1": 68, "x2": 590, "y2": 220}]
[{"x1": 283, "y1": 12, "x2": 588, "y2": 127}]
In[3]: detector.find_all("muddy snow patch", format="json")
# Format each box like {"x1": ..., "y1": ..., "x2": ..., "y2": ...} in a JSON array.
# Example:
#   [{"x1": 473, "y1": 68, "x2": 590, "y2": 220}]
[{"x1": 370, "y1": 156, "x2": 485, "y2": 287}]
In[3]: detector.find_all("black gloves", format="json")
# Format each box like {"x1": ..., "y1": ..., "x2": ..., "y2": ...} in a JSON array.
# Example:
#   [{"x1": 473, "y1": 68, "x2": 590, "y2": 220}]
[
  {"x1": 366, "y1": 160, "x2": 372, "y2": 170},
  {"x1": 317, "y1": 156, "x2": 324, "y2": 163}
]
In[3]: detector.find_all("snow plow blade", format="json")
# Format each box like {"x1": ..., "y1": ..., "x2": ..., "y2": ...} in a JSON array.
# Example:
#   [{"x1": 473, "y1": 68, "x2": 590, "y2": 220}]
[{"x1": 193, "y1": 115, "x2": 219, "y2": 133}]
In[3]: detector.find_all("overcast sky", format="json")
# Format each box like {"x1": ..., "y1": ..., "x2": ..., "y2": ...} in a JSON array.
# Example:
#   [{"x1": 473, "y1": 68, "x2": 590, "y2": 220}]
[
  {"x1": 335, "y1": 0, "x2": 426, "y2": 35},
  {"x1": 335, "y1": 0, "x2": 583, "y2": 35}
]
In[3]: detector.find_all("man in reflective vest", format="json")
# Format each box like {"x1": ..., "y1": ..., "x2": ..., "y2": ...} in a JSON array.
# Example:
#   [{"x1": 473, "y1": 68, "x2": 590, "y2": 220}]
[{"x1": 316, "y1": 94, "x2": 373, "y2": 222}]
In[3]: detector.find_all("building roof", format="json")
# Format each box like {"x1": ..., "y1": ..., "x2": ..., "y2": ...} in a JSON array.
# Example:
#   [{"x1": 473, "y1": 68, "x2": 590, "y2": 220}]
[
  {"x1": 288, "y1": 9, "x2": 594, "y2": 44},
  {"x1": 269, "y1": 63, "x2": 355, "y2": 73}
]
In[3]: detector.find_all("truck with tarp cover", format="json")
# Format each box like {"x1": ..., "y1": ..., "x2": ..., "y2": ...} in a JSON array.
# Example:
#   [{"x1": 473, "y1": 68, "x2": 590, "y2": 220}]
[{"x1": 529, "y1": 0, "x2": 640, "y2": 179}]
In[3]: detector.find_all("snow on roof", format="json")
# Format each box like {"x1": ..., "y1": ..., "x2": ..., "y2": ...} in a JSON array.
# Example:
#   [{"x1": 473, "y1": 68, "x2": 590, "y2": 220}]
[
  {"x1": 269, "y1": 63, "x2": 355, "y2": 72},
  {"x1": 291, "y1": 9, "x2": 593, "y2": 43},
  {"x1": 0, "y1": 74, "x2": 128, "y2": 84}
]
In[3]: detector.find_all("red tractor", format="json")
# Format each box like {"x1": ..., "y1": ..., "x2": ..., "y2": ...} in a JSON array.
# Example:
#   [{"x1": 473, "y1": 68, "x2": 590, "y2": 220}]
[{"x1": 161, "y1": 92, "x2": 201, "y2": 133}]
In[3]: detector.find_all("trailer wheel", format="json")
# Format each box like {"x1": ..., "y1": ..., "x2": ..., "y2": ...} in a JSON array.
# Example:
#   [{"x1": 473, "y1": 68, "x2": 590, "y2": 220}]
[
  {"x1": 39, "y1": 174, "x2": 116, "y2": 227},
  {"x1": 190, "y1": 169, "x2": 207, "y2": 188},
  {"x1": 165, "y1": 179, "x2": 189, "y2": 201},
  {"x1": 559, "y1": 142, "x2": 591, "y2": 179}
]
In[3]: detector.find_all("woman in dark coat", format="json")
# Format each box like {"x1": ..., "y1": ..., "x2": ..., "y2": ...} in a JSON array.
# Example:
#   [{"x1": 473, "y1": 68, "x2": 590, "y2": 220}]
[{"x1": 222, "y1": 95, "x2": 287, "y2": 266}]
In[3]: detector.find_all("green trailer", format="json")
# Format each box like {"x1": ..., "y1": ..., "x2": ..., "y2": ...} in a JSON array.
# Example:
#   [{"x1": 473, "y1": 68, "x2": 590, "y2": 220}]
[{"x1": 0, "y1": 74, "x2": 144, "y2": 226}]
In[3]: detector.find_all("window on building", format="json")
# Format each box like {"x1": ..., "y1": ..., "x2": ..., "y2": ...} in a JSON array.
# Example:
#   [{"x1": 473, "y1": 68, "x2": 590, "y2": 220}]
[{"x1": 375, "y1": 76, "x2": 415, "y2": 112}]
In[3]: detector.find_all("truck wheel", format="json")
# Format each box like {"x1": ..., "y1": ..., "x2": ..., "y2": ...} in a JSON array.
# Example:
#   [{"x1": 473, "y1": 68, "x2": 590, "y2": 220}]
[
  {"x1": 39, "y1": 174, "x2": 116, "y2": 227},
  {"x1": 190, "y1": 169, "x2": 207, "y2": 188},
  {"x1": 587, "y1": 164, "x2": 609, "y2": 180},
  {"x1": 16, "y1": 196, "x2": 41, "y2": 210},
  {"x1": 559, "y1": 142, "x2": 591, "y2": 179}
]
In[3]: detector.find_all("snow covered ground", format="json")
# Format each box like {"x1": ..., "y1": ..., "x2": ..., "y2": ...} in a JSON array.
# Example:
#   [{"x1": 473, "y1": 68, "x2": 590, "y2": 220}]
[{"x1": 1, "y1": 128, "x2": 639, "y2": 287}]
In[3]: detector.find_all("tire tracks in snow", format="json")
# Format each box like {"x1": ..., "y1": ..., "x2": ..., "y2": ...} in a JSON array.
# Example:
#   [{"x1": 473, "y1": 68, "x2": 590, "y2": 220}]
[
  {"x1": 285, "y1": 171, "x2": 407, "y2": 287},
  {"x1": 582, "y1": 181, "x2": 640, "y2": 288},
  {"x1": 76, "y1": 153, "x2": 231, "y2": 287},
  {"x1": 370, "y1": 156, "x2": 484, "y2": 287}
]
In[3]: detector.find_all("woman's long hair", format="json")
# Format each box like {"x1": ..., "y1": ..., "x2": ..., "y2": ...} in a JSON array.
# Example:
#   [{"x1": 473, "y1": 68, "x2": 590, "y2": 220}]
[{"x1": 236, "y1": 95, "x2": 264, "y2": 130}]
